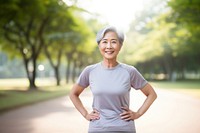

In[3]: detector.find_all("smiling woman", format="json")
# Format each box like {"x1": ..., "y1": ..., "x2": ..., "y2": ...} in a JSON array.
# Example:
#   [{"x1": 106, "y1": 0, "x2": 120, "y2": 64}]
[
  {"x1": 64, "y1": 0, "x2": 144, "y2": 32},
  {"x1": 69, "y1": 26, "x2": 157, "y2": 133}
]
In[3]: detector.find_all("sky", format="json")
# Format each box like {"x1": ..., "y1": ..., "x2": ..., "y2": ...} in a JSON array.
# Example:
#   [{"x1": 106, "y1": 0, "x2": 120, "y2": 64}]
[{"x1": 64, "y1": 0, "x2": 148, "y2": 32}]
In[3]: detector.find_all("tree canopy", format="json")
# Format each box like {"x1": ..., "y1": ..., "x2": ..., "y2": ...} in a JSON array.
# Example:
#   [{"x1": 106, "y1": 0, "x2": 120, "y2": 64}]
[
  {"x1": 123, "y1": 0, "x2": 200, "y2": 80},
  {"x1": 0, "y1": 0, "x2": 99, "y2": 89}
]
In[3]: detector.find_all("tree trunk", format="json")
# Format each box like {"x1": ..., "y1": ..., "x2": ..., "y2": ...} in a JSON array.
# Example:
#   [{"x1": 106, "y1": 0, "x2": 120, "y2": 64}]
[
  {"x1": 66, "y1": 53, "x2": 72, "y2": 84},
  {"x1": 23, "y1": 58, "x2": 37, "y2": 90},
  {"x1": 31, "y1": 57, "x2": 37, "y2": 89},
  {"x1": 72, "y1": 60, "x2": 77, "y2": 83},
  {"x1": 54, "y1": 66, "x2": 60, "y2": 86},
  {"x1": 44, "y1": 45, "x2": 62, "y2": 86}
]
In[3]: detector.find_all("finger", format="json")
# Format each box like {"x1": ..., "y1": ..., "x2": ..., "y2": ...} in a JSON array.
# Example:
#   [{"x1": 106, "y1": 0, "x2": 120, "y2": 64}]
[
  {"x1": 90, "y1": 115, "x2": 99, "y2": 119},
  {"x1": 121, "y1": 106, "x2": 129, "y2": 111},
  {"x1": 92, "y1": 108, "x2": 100, "y2": 114},
  {"x1": 120, "y1": 113, "x2": 132, "y2": 121},
  {"x1": 120, "y1": 112, "x2": 129, "y2": 116},
  {"x1": 92, "y1": 110, "x2": 99, "y2": 114},
  {"x1": 90, "y1": 113, "x2": 100, "y2": 119},
  {"x1": 123, "y1": 117, "x2": 131, "y2": 121},
  {"x1": 121, "y1": 114, "x2": 130, "y2": 119},
  {"x1": 91, "y1": 113, "x2": 100, "y2": 118},
  {"x1": 90, "y1": 115, "x2": 100, "y2": 120},
  {"x1": 91, "y1": 111, "x2": 100, "y2": 116}
]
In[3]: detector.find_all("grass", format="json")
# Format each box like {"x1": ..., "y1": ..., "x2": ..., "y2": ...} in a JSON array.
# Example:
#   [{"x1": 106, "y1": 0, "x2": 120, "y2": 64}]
[
  {"x1": 0, "y1": 78, "x2": 72, "y2": 113},
  {"x1": 0, "y1": 79, "x2": 200, "y2": 113},
  {"x1": 151, "y1": 80, "x2": 200, "y2": 98}
]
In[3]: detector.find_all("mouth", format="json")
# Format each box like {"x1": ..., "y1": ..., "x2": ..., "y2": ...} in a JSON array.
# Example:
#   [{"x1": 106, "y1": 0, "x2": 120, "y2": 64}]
[{"x1": 105, "y1": 51, "x2": 114, "y2": 54}]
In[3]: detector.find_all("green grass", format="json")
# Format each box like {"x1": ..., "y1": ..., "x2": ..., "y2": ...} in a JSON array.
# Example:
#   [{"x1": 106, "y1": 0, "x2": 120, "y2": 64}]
[
  {"x1": 151, "y1": 80, "x2": 200, "y2": 98},
  {"x1": 1, "y1": 79, "x2": 200, "y2": 113},
  {"x1": 0, "y1": 78, "x2": 72, "y2": 113}
]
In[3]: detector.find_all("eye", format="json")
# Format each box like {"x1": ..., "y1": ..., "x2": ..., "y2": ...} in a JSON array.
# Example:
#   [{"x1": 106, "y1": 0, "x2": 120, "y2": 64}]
[
  {"x1": 111, "y1": 41, "x2": 117, "y2": 44},
  {"x1": 102, "y1": 41, "x2": 107, "y2": 44}
]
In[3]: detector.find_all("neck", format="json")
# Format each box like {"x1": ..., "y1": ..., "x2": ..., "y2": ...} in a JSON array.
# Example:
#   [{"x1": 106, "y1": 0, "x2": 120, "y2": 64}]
[{"x1": 102, "y1": 58, "x2": 118, "y2": 68}]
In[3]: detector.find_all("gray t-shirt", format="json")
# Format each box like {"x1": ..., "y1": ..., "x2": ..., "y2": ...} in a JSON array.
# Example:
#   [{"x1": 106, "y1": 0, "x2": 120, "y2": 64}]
[{"x1": 77, "y1": 62, "x2": 147, "y2": 132}]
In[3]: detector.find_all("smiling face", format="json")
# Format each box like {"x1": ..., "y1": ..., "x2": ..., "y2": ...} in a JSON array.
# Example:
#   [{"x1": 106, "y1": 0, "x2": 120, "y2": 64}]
[{"x1": 98, "y1": 31, "x2": 122, "y2": 61}]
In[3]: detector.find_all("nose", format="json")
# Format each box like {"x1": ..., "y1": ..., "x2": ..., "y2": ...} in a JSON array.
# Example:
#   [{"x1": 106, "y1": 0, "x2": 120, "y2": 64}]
[{"x1": 106, "y1": 42, "x2": 112, "y2": 48}]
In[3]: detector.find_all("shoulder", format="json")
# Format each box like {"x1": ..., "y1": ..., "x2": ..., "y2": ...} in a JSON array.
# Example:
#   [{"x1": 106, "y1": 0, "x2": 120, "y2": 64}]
[
  {"x1": 82, "y1": 62, "x2": 100, "y2": 73},
  {"x1": 119, "y1": 63, "x2": 137, "y2": 72},
  {"x1": 119, "y1": 63, "x2": 142, "y2": 78}
]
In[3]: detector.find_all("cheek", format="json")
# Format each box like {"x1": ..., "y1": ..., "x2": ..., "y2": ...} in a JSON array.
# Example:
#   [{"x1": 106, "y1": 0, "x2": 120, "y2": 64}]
[
  {"x1": 98, "y1": 47, "x2": 104, "y2": 55},
  {"x1": 114, "y1": 45, "x2": 121, "y2": 52},
  {"x1": 98, "y1": 45, "x2": 105, "y2": 51}
]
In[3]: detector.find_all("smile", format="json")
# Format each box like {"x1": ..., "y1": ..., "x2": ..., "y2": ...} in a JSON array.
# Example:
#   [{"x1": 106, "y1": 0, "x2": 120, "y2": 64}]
[{"x1": 105, "y1": 51, "x2": 114, "y2": 54}]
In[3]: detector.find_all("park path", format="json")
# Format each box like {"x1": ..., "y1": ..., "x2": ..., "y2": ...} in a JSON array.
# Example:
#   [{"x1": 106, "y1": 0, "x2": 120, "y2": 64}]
[{"x1": 0, "y1": 88, "x2": 200, "y2": 133}]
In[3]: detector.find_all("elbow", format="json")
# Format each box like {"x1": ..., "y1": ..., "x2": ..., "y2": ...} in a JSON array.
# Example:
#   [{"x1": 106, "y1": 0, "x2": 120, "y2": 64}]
[
  {"x1": 69, "y1": 91, "x2": 76, "y2": 101},
  {"x1": 148, "y1": 90, "x2": 157, "y2": 101},
  {"x1": 69, "y1": 84, "x2": 83, "y2": 102},
  {"x1": 153, "y1": 91, "x2": 157, "y2": 101},
  {"x1": 69, "y1": 89, "x2": 79, "y2": 101}
]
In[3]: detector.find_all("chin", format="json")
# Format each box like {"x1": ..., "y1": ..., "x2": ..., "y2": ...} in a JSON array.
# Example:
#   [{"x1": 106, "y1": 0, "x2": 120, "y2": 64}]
[{"x1": 104, "y1": 56, "x2": 117, "y2": 60}]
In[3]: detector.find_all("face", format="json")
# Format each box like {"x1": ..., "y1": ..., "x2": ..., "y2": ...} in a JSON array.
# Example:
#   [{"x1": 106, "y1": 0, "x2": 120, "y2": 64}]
[{"x1": 98, "y1": 31, "x2": 122, "y2": 60}]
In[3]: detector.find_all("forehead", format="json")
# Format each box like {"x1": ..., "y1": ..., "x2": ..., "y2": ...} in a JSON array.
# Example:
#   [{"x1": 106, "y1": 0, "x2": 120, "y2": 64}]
[{"x1": 103, "y1": 31, "x2": 118, "y2": 39}]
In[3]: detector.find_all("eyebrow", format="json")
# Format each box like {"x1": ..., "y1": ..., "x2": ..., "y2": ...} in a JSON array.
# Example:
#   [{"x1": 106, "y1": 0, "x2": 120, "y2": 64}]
[{"x1": 102, "y1": 38, "x2": 118, "y2": 41}]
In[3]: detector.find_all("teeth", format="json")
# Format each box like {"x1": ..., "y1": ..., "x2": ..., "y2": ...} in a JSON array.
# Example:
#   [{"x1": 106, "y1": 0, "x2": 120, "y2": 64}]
[{"x1": 105, "y1": 51, "x2": 114, "y2": 54}]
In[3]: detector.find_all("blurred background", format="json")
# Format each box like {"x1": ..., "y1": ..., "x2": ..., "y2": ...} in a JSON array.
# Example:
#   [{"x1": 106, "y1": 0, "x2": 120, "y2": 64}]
[
  {"x1": 0, "y1": 0, "x2": 199, "y2": 87},
  {"x1": 0, "y1": 0, "x2": 200, "y2": 132}
]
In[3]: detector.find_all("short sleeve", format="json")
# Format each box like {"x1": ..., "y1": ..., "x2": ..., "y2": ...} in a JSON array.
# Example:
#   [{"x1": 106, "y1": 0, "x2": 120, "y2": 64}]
[
  {"x1": 130, "y1": 67, "x2": 148, "y2": 90},
  {"x1": 76, "y1": 66, "x2": 90, "y2": 88}
]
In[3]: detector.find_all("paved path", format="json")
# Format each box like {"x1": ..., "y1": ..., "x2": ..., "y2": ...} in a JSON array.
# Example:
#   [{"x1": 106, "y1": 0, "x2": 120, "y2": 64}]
[{"x1": 0, "y1": 88, "x2": 200, "y2": 133}]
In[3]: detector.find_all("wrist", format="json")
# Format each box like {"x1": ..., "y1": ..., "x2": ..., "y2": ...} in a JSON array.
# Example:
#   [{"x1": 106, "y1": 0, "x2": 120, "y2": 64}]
[
  {"x1": 83, "y1": 112, "x2": 91, "y2": 121},
  {"x1": 83, "y1": 112, "x2": 88, "y2": 118},
  {"x1": 136, "y1": 111, "x2": 142, "y2": 119}
]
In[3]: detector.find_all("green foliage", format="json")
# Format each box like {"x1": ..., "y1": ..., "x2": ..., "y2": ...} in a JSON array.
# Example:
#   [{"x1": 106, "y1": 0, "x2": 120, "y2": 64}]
[
  {"x1": 124, "y1": 0, "x2": 200, "y2": 80},
  {"x1": 168, "y1": 0, "x2": 200, "y2": 26},
  {"x1": 167, "y1": 0, "x2": 200, "y2": 69},
  {"x1": 0, "y1": 0, "x2": 100, "y2": 86}
]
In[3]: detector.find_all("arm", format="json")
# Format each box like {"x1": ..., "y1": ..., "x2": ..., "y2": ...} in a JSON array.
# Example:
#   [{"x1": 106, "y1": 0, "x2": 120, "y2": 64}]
[
  {"x1": 69, "y1": 84, "x2": 100, "y2": 121},
  {"x1": 121, "y1": 83, "x2": 157, "y2": 120},
  {"x1": 137, "y1": 83, "x2": 157, "y2": 116}
]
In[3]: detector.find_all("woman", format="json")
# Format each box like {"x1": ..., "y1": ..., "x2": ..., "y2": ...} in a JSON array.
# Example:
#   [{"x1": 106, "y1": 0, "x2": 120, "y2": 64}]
[{"x1": 69, "y1": 26, "x2": 157, "y2": 133}]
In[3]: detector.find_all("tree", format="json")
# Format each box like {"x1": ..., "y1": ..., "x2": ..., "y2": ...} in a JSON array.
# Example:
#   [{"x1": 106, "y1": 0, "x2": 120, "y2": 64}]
[
  {"x1": 0, "y1": 0, "x2": 76, "y2": 89},
  {"x1": 124, "y1": 0, "x2": 200, "y2": 80},
  {"x1": 43, "y1": 3, "x2": 77, "y2": 86},
  {"x1": 168, "y1": 0, "x2": 200, "y2": 74},
  {"x1": 64, "y1": 16, "x2": 97, "y2": 83}
]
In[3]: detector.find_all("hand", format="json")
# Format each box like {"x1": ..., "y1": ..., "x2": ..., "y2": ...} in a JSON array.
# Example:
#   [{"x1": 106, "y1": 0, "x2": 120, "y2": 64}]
[
  {"x1": 120, "y1": 107, "x2": 140, "y2": 121},
  {"x1": 85, "y1": 109, "x2": 100, "y2": 121}
]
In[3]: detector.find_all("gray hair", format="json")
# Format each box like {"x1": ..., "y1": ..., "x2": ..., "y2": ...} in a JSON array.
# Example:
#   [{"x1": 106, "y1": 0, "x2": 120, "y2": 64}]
[{"x1": 96, "y1": 26, "x2": 125, "y2": 45}]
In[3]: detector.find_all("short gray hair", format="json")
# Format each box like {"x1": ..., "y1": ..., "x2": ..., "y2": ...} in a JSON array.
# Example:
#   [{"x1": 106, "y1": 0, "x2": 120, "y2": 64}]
[{"x1": 96, "y1": 26, "x2": 124, "y2": 45}]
